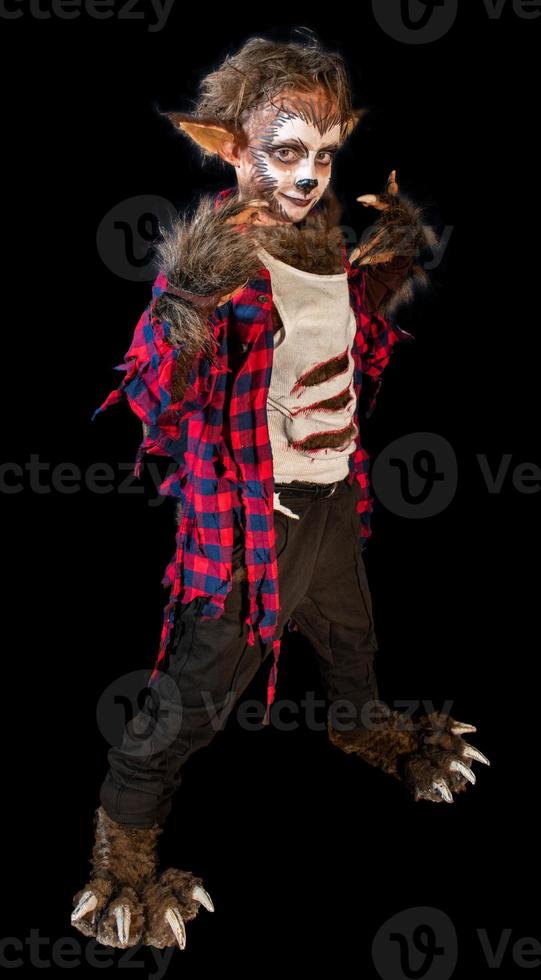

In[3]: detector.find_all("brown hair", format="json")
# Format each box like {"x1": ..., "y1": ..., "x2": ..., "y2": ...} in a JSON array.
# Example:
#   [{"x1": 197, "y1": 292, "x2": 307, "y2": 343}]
[{"x1": 193, "y1": 34, "x2": 353, "y2": 137}]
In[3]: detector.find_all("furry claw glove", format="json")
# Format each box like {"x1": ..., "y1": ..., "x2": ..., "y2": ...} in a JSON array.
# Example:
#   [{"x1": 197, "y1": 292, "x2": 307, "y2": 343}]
[
  {"x1": 328, "y1": 706, "x2": 490, "y2": 804},
  {"x1": 152, "y1": 191, "x2": 267, "y2": 401},
  {"x1": 351, "y1": 169, "x2": 438, "y2": 315},
  {"x1": 71, "y1": 806, "x2": 214, "y2": 950}
]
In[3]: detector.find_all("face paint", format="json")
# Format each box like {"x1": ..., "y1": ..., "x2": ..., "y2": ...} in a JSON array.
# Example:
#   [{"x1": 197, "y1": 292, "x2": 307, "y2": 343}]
[{"x1": 236, "y1": 90, "x2": 345, "y2": 224}]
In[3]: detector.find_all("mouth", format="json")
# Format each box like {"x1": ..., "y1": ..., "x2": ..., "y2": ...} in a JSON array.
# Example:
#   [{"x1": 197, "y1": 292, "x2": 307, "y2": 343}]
[{"x1": 279, "y1": 193, "x2": 316, "y2": 209}]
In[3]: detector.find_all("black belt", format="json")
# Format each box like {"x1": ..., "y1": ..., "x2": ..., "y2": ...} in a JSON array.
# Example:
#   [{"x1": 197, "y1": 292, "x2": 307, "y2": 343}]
[{"x1": 274, "y1": 478, "x2": 342, "y2": 498}]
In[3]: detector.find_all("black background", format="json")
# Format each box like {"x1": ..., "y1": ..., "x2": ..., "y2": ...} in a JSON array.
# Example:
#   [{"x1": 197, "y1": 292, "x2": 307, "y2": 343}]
[{"x1": 2, "y1": 3, "x2": 539, "y2": 976}]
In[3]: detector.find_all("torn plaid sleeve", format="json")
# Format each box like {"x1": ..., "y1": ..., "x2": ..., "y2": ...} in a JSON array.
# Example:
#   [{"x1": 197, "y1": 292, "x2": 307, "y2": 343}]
[
  {"x1": 361, "y1": 308, "x2": 415, "y2": 419},
  {"x1": 348, "y1": 261, "x2": 416, "y2": 420},
  {"x1": 91, "y1": 272, "x2": 187, "y2": 477}
]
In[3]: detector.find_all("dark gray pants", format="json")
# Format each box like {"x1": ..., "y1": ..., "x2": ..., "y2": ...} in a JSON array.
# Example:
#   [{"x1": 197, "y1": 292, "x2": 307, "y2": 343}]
[{"x1": 99, "y1": 476, "x2": 379, "y2": 827}]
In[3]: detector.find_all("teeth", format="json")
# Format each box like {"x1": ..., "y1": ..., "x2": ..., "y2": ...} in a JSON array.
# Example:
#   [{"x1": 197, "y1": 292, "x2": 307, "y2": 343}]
[{"x1": 71, "y1": 891, "x2": 98, "y2": 922}]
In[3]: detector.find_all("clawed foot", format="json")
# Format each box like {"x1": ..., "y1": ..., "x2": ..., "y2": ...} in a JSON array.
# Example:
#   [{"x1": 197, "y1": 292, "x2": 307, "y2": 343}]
[
  {"x1": 404, "y1": 712, "x2": 490, "y2": 804},
  {"x1": 72, "y1": 870, "x2": 214, "y2": 949}
]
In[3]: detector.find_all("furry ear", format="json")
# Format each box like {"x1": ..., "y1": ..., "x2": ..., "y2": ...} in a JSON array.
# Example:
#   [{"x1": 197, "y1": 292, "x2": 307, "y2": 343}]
[
  {"x1": 343, "y1": 107, "x2": 368, "y2": 140},
  {"x1": 161, "y1": 111, "x2": 244, "y2": 156}
]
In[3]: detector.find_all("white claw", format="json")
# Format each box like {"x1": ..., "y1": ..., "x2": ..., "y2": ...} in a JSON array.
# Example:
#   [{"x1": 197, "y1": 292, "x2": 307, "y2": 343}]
[
  {"x1": 433, "y1": 779, "x2": 454, "y2": 803},
  {"x1": 115, "y1": 905, "x2": 131, "y2": 946},
  {"x1": 451, "y1": 722, "x2": 477, "y2": 734},
  {"x1": 71, "y1": 890, "x2": 98, "y2": 922},
  {"x1": 192, "y1": 884, "x2": 214, "y2": 912},
  {"x1": 165, "y1": 907, "x2": 186, "y2": 950},
  {"x1": 450, "y1": 759, "x2": 476, "y2": 785},
  {"x1": 462, "y1": 744, "x2": 491, "y2": 766}
]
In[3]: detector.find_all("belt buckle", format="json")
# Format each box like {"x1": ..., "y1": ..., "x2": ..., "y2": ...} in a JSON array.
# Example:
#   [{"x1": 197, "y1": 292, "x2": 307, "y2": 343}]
[{"x1": 324, "y1": 482, "x2": 337, "y2": 497}]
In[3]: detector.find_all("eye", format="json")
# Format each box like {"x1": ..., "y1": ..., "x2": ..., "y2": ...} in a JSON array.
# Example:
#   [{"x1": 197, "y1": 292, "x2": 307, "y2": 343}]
[
  {"x1": 271, "y1": 147, "x2": 299, "y2": 163},
  {"x1": 316, "y1": 150, "x2": 333, "y2": 166}
]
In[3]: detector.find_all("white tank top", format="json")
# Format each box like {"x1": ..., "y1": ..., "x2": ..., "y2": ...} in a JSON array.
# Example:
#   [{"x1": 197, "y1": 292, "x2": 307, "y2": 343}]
[{"x1": 257, "y1": 246, "x2": 358, "y2": 515}]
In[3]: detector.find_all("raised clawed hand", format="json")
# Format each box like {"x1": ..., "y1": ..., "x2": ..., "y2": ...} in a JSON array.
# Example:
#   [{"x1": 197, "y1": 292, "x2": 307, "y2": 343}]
[{"x1": 350, "y1": 169, "x2": 403, "y2": 266}]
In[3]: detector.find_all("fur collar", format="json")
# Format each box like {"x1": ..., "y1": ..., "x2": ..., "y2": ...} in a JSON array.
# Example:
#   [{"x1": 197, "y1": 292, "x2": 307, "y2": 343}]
[
  {"x1": 250, "y1": 189, "x2": 346, "y2": 275},
  {"x1": 218, "y1": 185, "x2": 347, "y2": 275}
]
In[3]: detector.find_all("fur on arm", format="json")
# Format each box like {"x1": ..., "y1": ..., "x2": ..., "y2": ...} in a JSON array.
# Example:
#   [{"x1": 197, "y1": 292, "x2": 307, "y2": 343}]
[{"x1": 151, "y1": 191, "x2": 265, "y2": 402}]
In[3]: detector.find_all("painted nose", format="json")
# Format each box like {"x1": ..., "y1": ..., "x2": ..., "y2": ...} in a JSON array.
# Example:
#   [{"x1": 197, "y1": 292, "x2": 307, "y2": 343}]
[{"x1": 295, "y1": 178, "x2": 318, "y2": 196}]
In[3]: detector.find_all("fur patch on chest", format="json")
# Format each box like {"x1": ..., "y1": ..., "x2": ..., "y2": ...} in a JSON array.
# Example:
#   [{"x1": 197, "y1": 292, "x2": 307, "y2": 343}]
[{"x1": 249, "y1": 190, "x2": 346, "y2": 275}]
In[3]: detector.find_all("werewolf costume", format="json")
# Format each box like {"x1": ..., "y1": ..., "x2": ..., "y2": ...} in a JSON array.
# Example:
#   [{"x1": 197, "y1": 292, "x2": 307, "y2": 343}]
[{"x1": 72, "y1": 35, "x2": 489, "y2": 950}]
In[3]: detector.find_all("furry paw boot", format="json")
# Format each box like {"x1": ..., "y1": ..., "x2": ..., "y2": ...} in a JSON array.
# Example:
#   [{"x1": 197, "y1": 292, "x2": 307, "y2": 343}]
[
  {"x1": 328, "y1": 706, "x2": 490, "y2": 803},
  {"x1": 71, "y1": 806, "x2": 214, "y2": 949}
]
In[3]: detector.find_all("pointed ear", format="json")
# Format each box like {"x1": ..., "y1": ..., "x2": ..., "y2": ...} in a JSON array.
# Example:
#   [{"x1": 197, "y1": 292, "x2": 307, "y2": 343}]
[
  {"x1": 161, "y1": 111, "x2": 245, "y2": 157},
  {"x1": 343, "y1": 107, "x2": 368, "y2": 140}
]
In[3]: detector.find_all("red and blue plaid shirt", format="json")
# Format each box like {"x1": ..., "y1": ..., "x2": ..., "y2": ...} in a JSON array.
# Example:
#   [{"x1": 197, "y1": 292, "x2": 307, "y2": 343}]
[{"x1": 92, "y1": 187, "x2": 414, "y2": 722}]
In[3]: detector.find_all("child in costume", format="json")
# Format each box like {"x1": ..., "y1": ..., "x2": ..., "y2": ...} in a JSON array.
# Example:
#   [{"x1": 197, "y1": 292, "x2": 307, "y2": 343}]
[{"x1": 72, "y1": 33, "x2": 489, "y2": 951}]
